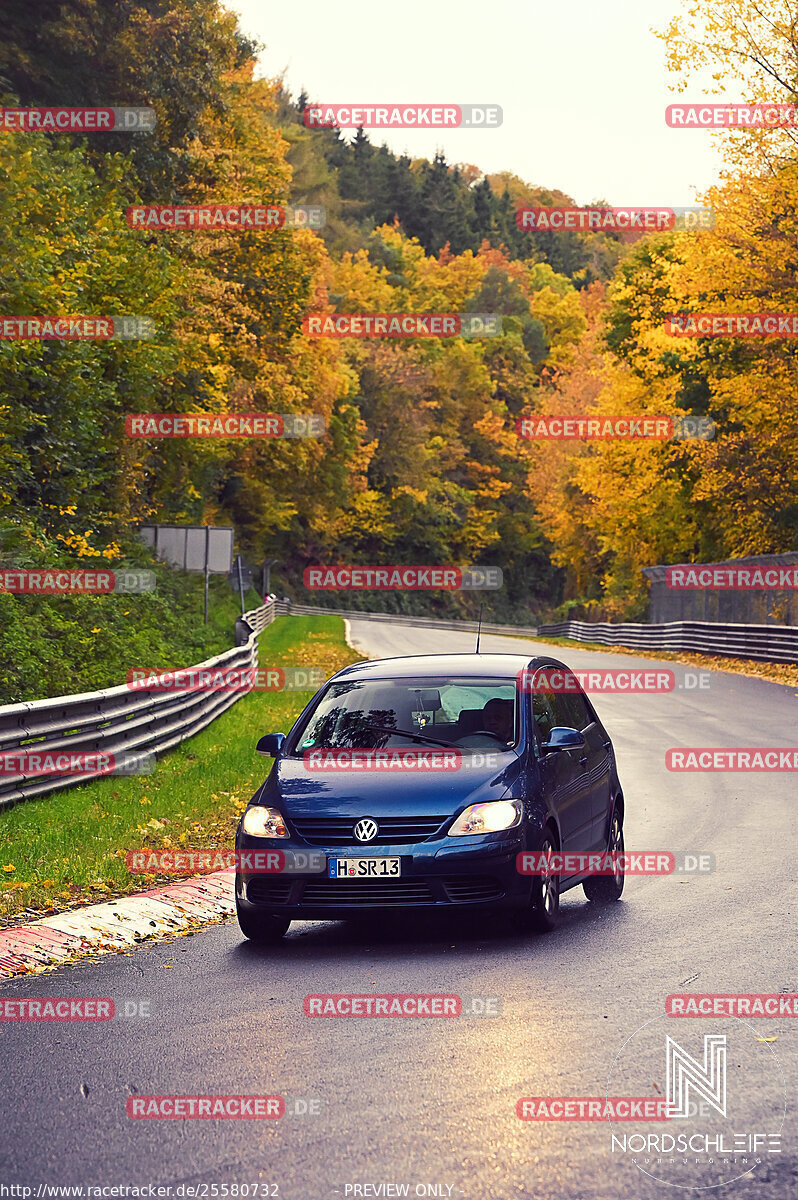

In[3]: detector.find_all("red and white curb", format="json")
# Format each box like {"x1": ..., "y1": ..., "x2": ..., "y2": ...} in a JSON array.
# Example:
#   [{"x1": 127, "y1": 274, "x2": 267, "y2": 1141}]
[{"x1": 0, "y1": 870, "x2": 235, "y2": 978}]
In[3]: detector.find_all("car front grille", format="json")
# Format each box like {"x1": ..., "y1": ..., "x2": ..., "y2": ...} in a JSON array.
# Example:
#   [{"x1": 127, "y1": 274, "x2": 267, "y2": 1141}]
[
  {"x1": 247, "y1": 874, "x2": 505, "y2": 908},
  {"x1": 291, "y1": 816, "x2": 447, "y2": 846},
  {"x1": 299, "y1": 879, "x2": 435, "y2": 905}
]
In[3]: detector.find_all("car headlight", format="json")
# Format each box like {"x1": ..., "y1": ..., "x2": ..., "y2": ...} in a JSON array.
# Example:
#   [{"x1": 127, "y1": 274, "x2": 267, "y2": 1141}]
[
  {"x1": 242, "y1": 806, "x2": 289, "y2": 838},
  {"x1": 448, "y1": 799, "x2": 523, "y2": 836}
]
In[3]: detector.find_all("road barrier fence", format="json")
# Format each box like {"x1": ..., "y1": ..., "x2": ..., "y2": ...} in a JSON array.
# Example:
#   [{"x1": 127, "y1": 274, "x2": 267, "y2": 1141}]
[
  {"x1": 3, "y1": 599, "x2": 796, "y2": 809},
  {"x1": 0, "y1": 601, "x2": 276, "y2": 810}
]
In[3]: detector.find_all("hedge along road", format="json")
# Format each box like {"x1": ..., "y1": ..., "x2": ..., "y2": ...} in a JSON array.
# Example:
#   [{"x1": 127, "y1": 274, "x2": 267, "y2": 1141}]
[{"x1": 0, "y1": 620, "x2": 795, "y2": 1199}]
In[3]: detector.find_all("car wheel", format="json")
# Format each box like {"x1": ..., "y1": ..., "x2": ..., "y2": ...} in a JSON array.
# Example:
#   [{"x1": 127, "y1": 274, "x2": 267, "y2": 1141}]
[
  {"x1": 236, "y1": 899, "x2": 291, "y2": 943},
  {"x1": 583, "y1": 811, "x2": 625, "y2": 903},
  {"x1": 528, "y1": 832, "x2": 560, "y2": 932}
]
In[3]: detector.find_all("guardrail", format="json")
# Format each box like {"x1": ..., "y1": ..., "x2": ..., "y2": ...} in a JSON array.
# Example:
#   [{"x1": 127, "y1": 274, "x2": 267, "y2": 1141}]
[
  {"x1": 280, "y1": 600, "x2": 798, "y2": 665},
  {"x1": 5, "y1": 600, "x2": 794, "y2": 812},
  {"x1": 0, "y1": 600, "x2": 276, "y2": 811},
  {"x1": 535, "y1": 619, "x2": 798, "y2": 665},
  {"x1": 273, "y1": 600, "x2": 540, "y2": 638}
]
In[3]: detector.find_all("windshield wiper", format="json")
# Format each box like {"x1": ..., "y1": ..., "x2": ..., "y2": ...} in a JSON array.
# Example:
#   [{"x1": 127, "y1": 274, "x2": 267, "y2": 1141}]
[{"x1": 359, "y1": 722, "x2": 462, "y2": 750}]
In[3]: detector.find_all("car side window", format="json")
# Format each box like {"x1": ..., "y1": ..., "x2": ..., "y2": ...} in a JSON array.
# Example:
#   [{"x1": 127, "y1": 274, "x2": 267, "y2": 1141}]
[
  {"x1": 560, "y1": 689, "x2": 592, "y2": 731},
  {"x1": 548, "y1": 693, "x2": 575, "y2": 729},
  {"x1": 532, "y1": 691, "x2": 571, "y2": 738},
  {"x1": 532, "y1": 692, "x2": 556, "y2": 740}
]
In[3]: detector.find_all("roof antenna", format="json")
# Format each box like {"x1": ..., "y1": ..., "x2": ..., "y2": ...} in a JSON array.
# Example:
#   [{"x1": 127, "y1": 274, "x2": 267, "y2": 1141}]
[{"x1": 475, "y1": 603, "x2": 483, "y2": 654}]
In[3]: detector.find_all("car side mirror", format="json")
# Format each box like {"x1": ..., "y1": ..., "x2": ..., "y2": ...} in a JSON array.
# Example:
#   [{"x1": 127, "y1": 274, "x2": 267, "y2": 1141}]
[
  {"x1": 257, "y1": 733, "x2": 286, "y2": 757},
  {"x1": 541, "y1": 726, "x2": 585, "y2": 753}
]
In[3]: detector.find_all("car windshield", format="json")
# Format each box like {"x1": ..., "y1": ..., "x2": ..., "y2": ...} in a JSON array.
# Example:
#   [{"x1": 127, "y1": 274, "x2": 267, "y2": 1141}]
[{"x1": 291, "y1": 677, "x2": 518, "y2": 752}]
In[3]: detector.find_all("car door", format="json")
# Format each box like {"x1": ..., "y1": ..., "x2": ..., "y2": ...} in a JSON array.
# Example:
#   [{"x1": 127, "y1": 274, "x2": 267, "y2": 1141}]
[
  {"x1": 531, "y1": 688, "x2": 594, "y2": 853},
  {"x1": 558, "y1": 686, "x2": 612, "y2": 850}
]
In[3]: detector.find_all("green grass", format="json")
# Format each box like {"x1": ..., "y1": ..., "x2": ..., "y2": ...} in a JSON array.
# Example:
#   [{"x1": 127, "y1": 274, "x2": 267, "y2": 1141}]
[
  {"x1": 0, "y1": 564, "x2": 263, "y2": 704},
  {"x1": 0, "y1": 615, "x2": 360, "y2": 926}
]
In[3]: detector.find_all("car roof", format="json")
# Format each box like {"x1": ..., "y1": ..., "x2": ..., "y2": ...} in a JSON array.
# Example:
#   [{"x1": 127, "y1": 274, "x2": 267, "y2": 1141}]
[{"x1": 330, "y1": 652, "x2": 559, "y2": 682}]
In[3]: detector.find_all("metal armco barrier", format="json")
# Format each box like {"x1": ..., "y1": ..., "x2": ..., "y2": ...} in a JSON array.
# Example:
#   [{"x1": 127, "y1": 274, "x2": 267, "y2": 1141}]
[
  {"x1": 0, "y1": 601, "x2": 276, "y2": 811},
  {"x1": 274, "y1": 601, "x2": 540, "y2": 638},
  {"x1": 535, "y1": 620, "x2": 798, "y2": 665},
  {"x1": 283, "y1": 600, "x2": 798, "y2": 664},
  {"x1": 5, "y1": 600, "x2": 794, "y2": 811}
]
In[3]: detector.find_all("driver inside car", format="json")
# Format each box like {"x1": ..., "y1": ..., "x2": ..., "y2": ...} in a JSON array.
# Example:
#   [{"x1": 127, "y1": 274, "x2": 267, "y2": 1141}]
[{"x1": 481, "y1": 697, "x2": 514, "y2": 744}]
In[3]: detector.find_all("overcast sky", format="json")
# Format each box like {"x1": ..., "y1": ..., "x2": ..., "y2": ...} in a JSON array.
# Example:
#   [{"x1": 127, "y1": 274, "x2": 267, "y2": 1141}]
[{"x1": 229, "y1": 0, "x2": 727, "y2": 206}]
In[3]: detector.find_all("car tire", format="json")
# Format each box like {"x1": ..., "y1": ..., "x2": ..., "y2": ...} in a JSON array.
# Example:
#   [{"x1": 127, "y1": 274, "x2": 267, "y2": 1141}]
[
  {"x1": 236, "y1": 899, "x2": 291, "y2": 943},
  {"x1": 583, "y1": 811, "x2": 625, "y2": 904},
  {"x1": 528, "y1": 831, "x2": 560, "y2": 932}
]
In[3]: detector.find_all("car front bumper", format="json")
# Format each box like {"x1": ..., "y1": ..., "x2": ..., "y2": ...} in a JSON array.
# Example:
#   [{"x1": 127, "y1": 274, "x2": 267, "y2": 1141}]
[{"x1": 235, "y1": 833, "x2": 530, "y2": 919}]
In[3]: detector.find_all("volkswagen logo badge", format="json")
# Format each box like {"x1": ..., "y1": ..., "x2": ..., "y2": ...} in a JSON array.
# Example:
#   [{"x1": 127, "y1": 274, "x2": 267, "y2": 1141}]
[{"x1": 354, "y1": 818, "x2": 379, "y2": 843}]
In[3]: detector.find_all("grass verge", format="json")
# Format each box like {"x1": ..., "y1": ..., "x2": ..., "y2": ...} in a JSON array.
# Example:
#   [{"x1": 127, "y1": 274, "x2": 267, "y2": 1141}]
[
  {"x1": 0, "y1": 568, "x2": 264, "y2": 705},
  {"x1": 0, "y1": 614, "x2": 360, "y2": 928}
]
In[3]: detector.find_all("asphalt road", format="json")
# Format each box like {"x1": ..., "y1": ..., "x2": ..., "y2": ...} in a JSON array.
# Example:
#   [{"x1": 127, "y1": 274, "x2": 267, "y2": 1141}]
[{"x1": 1, "y1": 622, "x2": 796, "y2": 1199}]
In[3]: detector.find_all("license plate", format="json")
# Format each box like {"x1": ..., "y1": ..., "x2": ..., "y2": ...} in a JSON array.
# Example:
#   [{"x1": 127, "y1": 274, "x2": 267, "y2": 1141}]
[{"x1": 328, "y1": 857, "x2": 401, "y2": 879}]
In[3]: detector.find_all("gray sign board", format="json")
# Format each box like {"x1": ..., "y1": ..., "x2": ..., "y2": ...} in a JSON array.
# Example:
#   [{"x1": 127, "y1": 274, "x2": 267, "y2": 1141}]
[{"x1": 138, "y1": 525, "x2": 234, "y2": 574}]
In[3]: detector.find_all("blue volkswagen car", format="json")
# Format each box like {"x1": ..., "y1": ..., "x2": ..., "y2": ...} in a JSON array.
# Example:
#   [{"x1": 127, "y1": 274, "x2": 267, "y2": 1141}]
[{"x1": 235, "y1": 653, "x2": 625, "y2": 942}]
